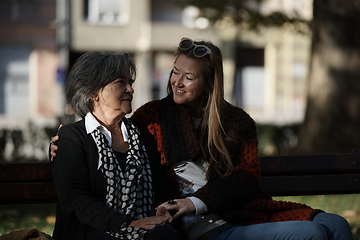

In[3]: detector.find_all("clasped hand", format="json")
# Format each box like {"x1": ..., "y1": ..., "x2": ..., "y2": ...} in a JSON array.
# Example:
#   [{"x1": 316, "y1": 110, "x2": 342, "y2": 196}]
[
  {"x1": 156, "y1": 198, "x2": 195, "y2": 220},
  {"x1": 129, "y1": 207, "x2": 172, "y2": 229}
]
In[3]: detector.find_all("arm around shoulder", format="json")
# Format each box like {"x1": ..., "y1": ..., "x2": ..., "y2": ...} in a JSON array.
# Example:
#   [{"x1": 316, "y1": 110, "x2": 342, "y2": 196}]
[{"x1": 52, "y1": 122, "x2": 132, "y2": 232}]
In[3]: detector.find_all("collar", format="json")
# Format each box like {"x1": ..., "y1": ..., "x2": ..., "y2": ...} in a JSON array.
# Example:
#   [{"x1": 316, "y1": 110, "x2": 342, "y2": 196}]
[{"x1": 85, "y1": 112, "x2": 129, "y2": 147}]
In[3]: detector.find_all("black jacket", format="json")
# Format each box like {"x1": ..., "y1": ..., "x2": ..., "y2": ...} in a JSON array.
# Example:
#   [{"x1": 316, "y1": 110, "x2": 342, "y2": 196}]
[{"x1": 51, "y1": 118, "x2": 175, "y2": 240}]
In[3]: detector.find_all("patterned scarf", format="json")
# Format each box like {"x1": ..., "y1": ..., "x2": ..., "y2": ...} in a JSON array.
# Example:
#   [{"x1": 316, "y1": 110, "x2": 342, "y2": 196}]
[{"x1": 91, "y1": 117, "x2": 153, "y2": 239}]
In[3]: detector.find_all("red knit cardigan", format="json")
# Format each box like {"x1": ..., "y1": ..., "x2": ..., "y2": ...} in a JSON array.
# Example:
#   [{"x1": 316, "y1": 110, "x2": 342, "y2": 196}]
[{"x1": 130, "y1": 95, "x2": 321, "y2": 226}]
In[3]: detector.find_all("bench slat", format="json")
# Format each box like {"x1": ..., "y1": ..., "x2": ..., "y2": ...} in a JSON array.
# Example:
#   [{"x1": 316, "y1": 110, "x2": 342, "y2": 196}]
[
  {"x1": 0, "y1": 182, "x2": 57, "y2": 204},
  {"x1": 260, "y1": 153, "x2": 360, "y2": 176},
  {"x1": 261, "y1": 174, "x2": 360, "y2": 196},
  {"x1": 0, "y1": 162, "x2": 53, "y2": 183}
]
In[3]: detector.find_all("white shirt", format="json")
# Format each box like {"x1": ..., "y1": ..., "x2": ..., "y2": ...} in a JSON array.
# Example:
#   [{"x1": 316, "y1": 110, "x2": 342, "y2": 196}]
[{"x1": 84, "y1": 112, "x2": 129, "y2": 170}]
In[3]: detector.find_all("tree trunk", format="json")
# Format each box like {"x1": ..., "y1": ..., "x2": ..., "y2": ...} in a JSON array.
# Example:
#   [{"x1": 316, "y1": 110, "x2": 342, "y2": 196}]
[{"x1": 295, "y1": 0, "x2": 360, "y2": 154}]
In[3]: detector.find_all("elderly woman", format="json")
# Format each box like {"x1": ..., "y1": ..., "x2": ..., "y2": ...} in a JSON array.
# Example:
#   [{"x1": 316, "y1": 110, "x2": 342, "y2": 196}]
[{"x1": 51, "y1": 52, "x2": 179, "y2": 240}]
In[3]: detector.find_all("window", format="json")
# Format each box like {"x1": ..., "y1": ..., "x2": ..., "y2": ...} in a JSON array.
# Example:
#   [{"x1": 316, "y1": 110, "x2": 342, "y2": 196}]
[
  {"x1": 234, "y1": 47, "x2": 265, "y2": 109},
  {"x1": 83, "y1": 0, "x2": 129, "y2": 25}
]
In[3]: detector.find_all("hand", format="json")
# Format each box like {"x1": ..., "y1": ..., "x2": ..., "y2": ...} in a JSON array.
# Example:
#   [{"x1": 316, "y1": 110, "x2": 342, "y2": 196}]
[
  {"x1": 157, "y1": 198, "x2": 195, "y2": 220},
  {"x1": 129, "y1": 215, "x2": 171, "y2": 229},
  {"x1": 155, "y1": 206, "x2": 173, "y2": 223},
  {"x1": 50, "y1": 124, "x2": 63, "y2": 162}
]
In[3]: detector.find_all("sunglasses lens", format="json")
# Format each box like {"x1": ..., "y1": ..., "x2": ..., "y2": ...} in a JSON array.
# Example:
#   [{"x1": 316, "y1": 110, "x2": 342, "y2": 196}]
[
  {"x1": 179, "y1": 39, "x2": 193, "y2": 49},
  {"x1": 193, "y1": 46, "x2": 209, "y2": 57}
]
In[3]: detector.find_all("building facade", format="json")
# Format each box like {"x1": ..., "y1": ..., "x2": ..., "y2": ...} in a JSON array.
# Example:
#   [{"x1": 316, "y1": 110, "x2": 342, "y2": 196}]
[
  {"x1": 0, "y1": 0, "x2": 313, "y2": 125},
  {"x1": 0, "y1": 0, "x2": 313, "y2": 160},
  {"x1": 0, "y1": 0, "x2": 62, "y2": 121}
]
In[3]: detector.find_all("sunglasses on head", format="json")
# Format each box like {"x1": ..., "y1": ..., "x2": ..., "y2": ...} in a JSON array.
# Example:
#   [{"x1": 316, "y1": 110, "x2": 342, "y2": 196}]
[{"x1": 179, "y1": 37, "x2": 212, "y2": 58}]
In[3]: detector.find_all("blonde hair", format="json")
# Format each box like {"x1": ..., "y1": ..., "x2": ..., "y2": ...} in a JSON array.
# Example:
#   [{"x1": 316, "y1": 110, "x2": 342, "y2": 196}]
[{"x1": 167, "y1": 39, "x2": 234, "y2": 179}]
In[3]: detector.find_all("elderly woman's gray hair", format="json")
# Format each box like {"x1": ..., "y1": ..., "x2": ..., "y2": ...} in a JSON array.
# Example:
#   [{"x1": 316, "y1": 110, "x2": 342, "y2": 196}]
[{"x1": 65, "y1": 52, "x2": 136, "y2": 118}]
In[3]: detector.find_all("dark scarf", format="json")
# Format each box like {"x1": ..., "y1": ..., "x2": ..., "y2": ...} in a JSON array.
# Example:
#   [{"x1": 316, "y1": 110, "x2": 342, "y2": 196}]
[
  {"x1": 159, "y1": 94, "x2": 201, "y2": 165},
  {"x1": 92, "y1": 117, "x2": 153, "y2": 239}
]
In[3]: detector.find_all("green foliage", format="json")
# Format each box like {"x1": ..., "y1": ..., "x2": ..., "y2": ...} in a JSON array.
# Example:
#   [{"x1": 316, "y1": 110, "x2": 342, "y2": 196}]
[
  {"x1": 0, "y1": 122, "x2": 59, "y2": 163},
  {"x1": 275, "y1": 194, "x2": 360, "y2": 239},
  {"x1": 181, "y1": 0, "x2": 309, "y2": 31},
  {"x1": 0, "y1": 129, "x2": 8, "y2": 160},
  {"x1": 257, "y1": 123, "x2": 300, "y2": 156},
  {"x1": 0, "y1": 204, "x2": 56, "y2": 236},
  {"x1": 10, "y1": 130, "x2": 24, "y2": 160}
]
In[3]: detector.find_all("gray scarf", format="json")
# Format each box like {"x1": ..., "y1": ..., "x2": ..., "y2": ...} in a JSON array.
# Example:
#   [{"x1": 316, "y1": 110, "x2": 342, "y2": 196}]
[{"x1": 92, "y1": 117, "x2": 153, "y2": 239}]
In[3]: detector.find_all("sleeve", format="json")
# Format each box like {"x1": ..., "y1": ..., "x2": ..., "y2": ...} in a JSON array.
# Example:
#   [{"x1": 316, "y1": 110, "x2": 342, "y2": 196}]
[
  {"x1": 188, "y1": 196, "x2": 207, "y2": 215},
  {"x1": 192, "y1": 115, "x2": 263, "y2": 214},
  {"x1": 51, "y1": 124, "x2": 133, "y2": 231},
  {"x1": 192, "y1": 167, "x2": 262, "y2": 214},
  {"x1": 130, "y1": 100, "x2": 159, "y2": 131}
]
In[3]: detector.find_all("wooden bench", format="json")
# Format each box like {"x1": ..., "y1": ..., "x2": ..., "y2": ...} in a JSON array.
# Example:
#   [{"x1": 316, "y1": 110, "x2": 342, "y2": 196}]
[
  {"x1": 0, "y1": 162, "x2": 56, "y2": 204},
  {"x1": 1, "y1": 153, "x2": 360, "y2": 204}
]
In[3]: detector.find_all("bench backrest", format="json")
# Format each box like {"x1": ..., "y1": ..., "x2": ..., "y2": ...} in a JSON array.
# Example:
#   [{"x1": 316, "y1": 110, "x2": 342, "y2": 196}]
[
  {"x1": 260, "y1": 153, "x2": 360, "y2": 196},
  {"x1": 0, "y1": 162, "x2": 56, "y2": 204},
  {"x1": 1, "y1": 153, "x2": 360, "y2": 204}
]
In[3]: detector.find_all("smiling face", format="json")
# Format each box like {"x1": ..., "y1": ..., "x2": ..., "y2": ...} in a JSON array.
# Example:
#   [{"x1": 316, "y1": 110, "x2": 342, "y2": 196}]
[
  {"x1": 170, "y1": 54, "x2": 208, "y2": 115},
  {"x1": 92, "y1": 74, "x2": 134, "y2": 119}
]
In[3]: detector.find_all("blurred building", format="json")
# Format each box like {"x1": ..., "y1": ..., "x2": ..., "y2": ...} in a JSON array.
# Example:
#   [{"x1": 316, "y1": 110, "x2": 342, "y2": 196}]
[
  {"x1": 232, "y1": 26, "x2": 312, "y2": 124},
  {"x1": 0, "y1": 0, "x2": 313, "y2": 125},
  {"x1": 234, "y1": 0, "x2": 313, "y2": 124},
  {"x1": 57, "y1": 0, "x2": 220, "y2": 115},
  {"x1": 0, "y1": 0, "x2": 62, "y2": 123}
]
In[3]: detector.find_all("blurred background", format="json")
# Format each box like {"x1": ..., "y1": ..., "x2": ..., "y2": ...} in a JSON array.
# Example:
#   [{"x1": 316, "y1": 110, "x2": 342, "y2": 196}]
[{"x1": 0, "y1": 0, "x2": 360, "y2": 238}]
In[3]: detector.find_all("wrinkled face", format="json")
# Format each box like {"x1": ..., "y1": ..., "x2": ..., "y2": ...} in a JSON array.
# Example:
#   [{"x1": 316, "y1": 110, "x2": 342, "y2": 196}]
[
  {"x1": 93, "y1": 74, "x2": 134, "y2": 117},
  {"x1": 170, "y1": 54, "x2": 207, "y2": 109}
]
